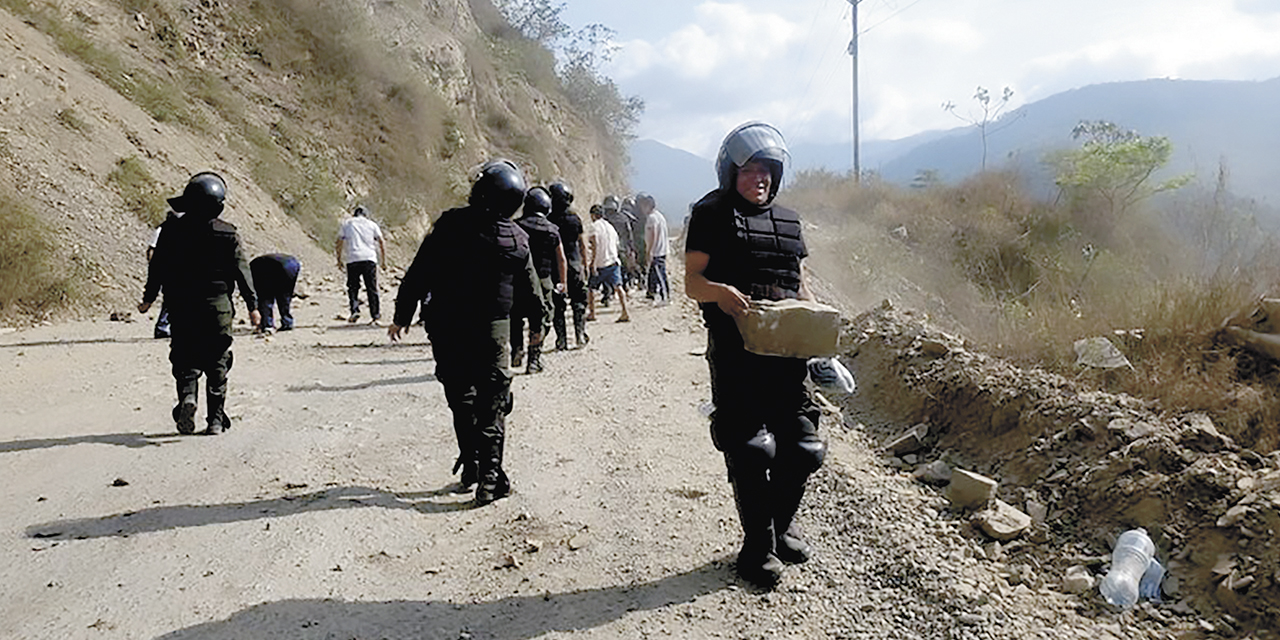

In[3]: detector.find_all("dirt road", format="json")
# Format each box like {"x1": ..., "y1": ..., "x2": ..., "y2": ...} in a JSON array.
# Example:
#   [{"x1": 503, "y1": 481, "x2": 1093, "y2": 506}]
[{"x1": 1, "y1": 283, "x2": 1172, "y2": 639}]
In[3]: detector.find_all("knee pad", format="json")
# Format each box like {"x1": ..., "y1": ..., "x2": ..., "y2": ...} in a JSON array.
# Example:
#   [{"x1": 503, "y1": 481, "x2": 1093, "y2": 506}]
[
  {"x1": 725, "y1": 429, "x2": 776, "y2": 474},
  {"x1": 792, "y1": 435, "x2": 827, "y2": 474}
]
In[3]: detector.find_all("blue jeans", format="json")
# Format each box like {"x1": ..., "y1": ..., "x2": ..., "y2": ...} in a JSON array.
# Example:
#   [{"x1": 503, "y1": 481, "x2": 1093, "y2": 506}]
[{"x1": 647, "y1": 256, "x2": 669, "y2": 301}]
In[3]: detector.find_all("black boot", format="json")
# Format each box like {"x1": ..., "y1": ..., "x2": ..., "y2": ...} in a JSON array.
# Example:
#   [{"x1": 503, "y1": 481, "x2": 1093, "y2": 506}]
[
  {"x1": 173, "y1": 376, "x2": 199, "y2": 435},
  {"x1": 203, "y1": 351, "x2": 232, "y2": 435},
  {"x1": 511, "y1": 348, "x2": 524, "y2": 369},
  {"x1": 474, "y1": 439, "x2": 511, "y2": 506},
  {"x1": 574, "y1": 315, "x2": 589, "y2": 348},
  {"x1": 730, "y1": 472, "x2": 783, "y2": 586},
  {"x1": 204, "y1": 387, "x2": 229, "y2": 435},
  {"x1": 525, "y1": 345, "x2": 544, "y2": 374},
  {"x1": 474, "y1": 393, "x2": 512, "y2": 506},
  {"x1": 773, "y1": 477, "x2": 812, "y2": 564}
]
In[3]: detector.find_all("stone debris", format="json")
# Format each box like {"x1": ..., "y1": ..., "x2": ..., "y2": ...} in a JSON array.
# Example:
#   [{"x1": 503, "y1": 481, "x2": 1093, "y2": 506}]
[
  {"x1": 733, "y1": 299, "x2": 841, "y2": 358},
  {"x1": 1073, "y1": 336, "x2": 1132, "y2": 369},
  {"x1": 1062, "y1": 565, "x2": 1095, "y2": 593},
  {"x1": 912, "y1": 460, "x2": 952, "y2": 486},
  {"x1": 948, "y1": 468, "x2": 997, "y2": 510},
  {"x1": 885, "y1": 423, "x2": 928, "y2": 456},
  {"x1": 1177, "y1": 413, "x2": 1234, "y2": 453},
  {"x1": 974, "y1": 499, "x2": 1032, "y2": 541}
]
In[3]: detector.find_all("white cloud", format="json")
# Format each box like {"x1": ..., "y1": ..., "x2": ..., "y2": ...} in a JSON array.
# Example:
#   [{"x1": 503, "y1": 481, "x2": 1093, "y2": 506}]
[{"x1": 591, "y1": 0, "x2": 1280, "y2": 155}]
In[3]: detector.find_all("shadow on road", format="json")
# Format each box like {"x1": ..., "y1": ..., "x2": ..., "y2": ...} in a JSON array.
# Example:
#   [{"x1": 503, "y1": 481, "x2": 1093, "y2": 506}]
[
  {"x1": 334, "y1": 358, "x2": 431, "y2": 367},
  {"x1": 0, "y1": 431, "x2": 180, "y2": 453},
  {"x1": 151, "y1": 559, "x2": 731, "y2": 640},
  {"x1": 0, "y1": 336, "x2": 157, "y2": 348},
  {"x1": 310, "y1": 342, "x2": 427, "y2": 350},
  {"x1": 26, "y1": 485, "x2": 472, "y2": 540},
  {"x1": 286, "y1": 374, "x2": 437, "y2": 392}
]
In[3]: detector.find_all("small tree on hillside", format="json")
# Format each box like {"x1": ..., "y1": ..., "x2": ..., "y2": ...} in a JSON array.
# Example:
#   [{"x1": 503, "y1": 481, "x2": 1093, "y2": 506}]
[
  {"x1": 943, "y1": 85, "x2": 1019, "y2": 170},
  {"x1": 1049, "y1": 120, "x2": 1190, "y2": 221},
  {"x1": 492, "y1": 0, "x2": 569, "y2": 44},
  {"x1": 490, "y1": 0, "x2": 645, "y2": 148}
]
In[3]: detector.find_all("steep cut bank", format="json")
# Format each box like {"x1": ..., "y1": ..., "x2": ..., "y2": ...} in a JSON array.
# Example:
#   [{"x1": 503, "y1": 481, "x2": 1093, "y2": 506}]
[{"x1": 0, "y1": 0, "x2": 627, "y2": 321}]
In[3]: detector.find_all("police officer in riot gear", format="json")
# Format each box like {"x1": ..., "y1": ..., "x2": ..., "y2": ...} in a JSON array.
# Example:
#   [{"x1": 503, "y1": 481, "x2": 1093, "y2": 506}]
[
  {"x1": 547, "y1": 181, "x2": 590, "y2": 349},
  {"x1": 684, "y1": 122, "x2": 827, "y2": 586},
  {"x1": 511, "y1": 186, "x2": 567, "y2": 374},
  {"x1": 388, "y1": 159, "x2": 544, "y2": 506},
  {"x1": 140, "y1": 172, "x2": 259, "y2": 436}
]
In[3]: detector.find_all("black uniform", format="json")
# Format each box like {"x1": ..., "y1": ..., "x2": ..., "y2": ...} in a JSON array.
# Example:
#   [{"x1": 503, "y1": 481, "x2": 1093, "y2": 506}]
[
  {"x1": 393, "y1": 206, "x2": 543, "y2": 500},
  {"x1": 549, "y1": 207, "x2": 589, "y2": 348},
  {"x1": 512, "y1": 213, "x2": 559, "y2": 361},
  {"x1": 143, "y1": 211, "x2": 256, "y2": 434},
  {"x1": 686, "y1": 187, "x2": 825, "y2": 583},
  {"x1": 249, "y1": 253, "x2": 301, "y2": 331}
]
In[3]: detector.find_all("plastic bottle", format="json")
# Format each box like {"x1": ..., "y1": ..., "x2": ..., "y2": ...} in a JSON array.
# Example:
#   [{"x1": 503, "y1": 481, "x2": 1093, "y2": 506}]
[
  {"x1": 1138, "y1": 557, "x2": 1165, "y2": 602},
  {"x1": 1099, "y1": 528, "x2": 1155, "y2": 608}
]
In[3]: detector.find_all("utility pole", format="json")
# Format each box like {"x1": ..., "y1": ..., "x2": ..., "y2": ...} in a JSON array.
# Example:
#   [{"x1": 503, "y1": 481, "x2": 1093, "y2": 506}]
[{"x1": 847, "y1": 0, "x2": 860, "y2": 183}]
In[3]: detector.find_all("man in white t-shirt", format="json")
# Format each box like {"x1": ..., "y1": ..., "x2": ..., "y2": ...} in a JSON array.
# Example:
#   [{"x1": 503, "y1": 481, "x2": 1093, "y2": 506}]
[
  {"x1": 639, "y1": 193, "x2": 670, "y2": 305},
  {"x1": 335, "y1": 205, "x2": 386, "y2": 323},
  {"x1": 587, "y1": 204, "x2": 629, "y2": 323}
]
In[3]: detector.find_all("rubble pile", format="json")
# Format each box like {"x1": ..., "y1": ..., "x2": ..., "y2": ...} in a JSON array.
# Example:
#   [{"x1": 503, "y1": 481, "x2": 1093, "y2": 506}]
[{"x1": 839, "y1": 300, "x2": 1280, "y2": 632}]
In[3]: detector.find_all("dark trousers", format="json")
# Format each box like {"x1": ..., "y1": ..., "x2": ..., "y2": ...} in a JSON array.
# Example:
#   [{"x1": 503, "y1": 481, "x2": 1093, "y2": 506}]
[
  {"x1": 433, "y1": 320, "x2": 513, "y2": 485},
  {"x1": 512, "y1": 276, "x2": 552, "y2": 355},
  {"x1": 647, "y1": 256, "x2": 669, "y2": 301},
  {"x1": 254, "y1": 256, "x2": 301, "y2": 330},
  {"x1": 552, "y1": 263, "x2": 588, "y2": 343},
  {"x1": 706, "y1": 330, "x2": 823, "y2": 559},
  {"x1": 168, "y1": 295, "x2": 235, "y2": 427},
  {"x1": 345, "y1": 260, "x2": 380, "y2": 319}
]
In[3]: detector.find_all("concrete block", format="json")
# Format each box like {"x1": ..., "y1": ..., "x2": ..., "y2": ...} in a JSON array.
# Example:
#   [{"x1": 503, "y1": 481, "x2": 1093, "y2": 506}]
[{"x1": 734, "y1": 299, "x2": 841, "y2": 358}]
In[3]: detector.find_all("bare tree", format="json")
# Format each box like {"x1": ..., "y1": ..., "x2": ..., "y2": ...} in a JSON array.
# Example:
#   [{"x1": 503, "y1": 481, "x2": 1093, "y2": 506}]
[{"x1": 943, "y1": 86, "x2": 1019, "y2": 170}]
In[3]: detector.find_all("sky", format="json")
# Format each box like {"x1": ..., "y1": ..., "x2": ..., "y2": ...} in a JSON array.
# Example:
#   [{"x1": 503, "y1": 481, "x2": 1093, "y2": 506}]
[{"x1": 560, "y1": 0, "x2": 1280, "y2": 159}]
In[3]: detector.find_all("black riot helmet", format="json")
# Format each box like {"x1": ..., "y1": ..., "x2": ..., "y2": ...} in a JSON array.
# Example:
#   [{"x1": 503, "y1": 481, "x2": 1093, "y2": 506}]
[
  {"x1": 548, "y1": 181, "x2": 574, "y2": 212},
  {"x1": 469, "y1": 159, "x2": 526, "y2": 218},
  {"x1": 636, "y1": 192, "x2": 656, "y2": 212},
  {"x1": 523, "y1": 186, "x2": 552, "y2": 217},
  {"x1": 167, "y1": 171, "x2": 227, "y2": 220},
  {"x1": 602, "y1": 194, "x2": 620, "y2": 213},
  {"x1": 715, "y1": 121, "x2": 789, "y2": 204}
]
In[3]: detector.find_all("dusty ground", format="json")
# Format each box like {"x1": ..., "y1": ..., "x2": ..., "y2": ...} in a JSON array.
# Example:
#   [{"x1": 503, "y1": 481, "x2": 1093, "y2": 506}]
[{"x1": 0, "y1": 274, "x2": 1236, "y2": 640}]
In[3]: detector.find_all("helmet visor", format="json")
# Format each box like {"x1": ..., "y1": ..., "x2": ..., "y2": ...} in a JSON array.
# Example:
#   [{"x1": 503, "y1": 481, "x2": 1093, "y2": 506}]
[{"x1": 722, "y1": 122, "x2": 790, "y2": 169}]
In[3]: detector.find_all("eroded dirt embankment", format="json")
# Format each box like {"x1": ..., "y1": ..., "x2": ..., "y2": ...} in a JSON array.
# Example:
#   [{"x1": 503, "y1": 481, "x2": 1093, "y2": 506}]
[{"x1": 841, "y1": 301, "x2": 1280, "y2": 631}]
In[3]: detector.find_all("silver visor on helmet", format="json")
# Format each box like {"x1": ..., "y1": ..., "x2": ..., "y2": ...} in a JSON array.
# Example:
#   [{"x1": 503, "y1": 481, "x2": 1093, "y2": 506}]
[{"x1": 715, "y1": 121, "x2": 790, "y2": 190}]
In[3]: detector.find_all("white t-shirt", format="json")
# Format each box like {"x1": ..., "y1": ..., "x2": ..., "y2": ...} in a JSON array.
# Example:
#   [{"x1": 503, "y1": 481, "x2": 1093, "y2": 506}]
[
  {"x1": 591, "y1": 218, "x2": 620, "y2": 269},
  {"x1": 645, "y1": 210, "x2": 668, "y2": 259},
  {"x1": 338, "y1": 216, "x2": 383, "y2": 264}
]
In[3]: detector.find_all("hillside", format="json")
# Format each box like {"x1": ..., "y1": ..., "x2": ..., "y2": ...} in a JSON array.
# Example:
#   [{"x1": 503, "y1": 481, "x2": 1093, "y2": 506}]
[
  {"x1": 876, "y1": 78, "x2": 1280, "y2": 206},
  {"x1": 0, "y1": 0, "x2": 629, "y2": 321}
]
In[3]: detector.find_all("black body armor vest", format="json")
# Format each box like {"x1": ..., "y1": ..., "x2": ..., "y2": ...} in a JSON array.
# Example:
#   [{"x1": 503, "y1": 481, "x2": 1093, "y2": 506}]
[
  {"x1": 516, "y1": 215, "x2": 561, "y2": 280},
  {"x1": 696, "y1": 191, "x2": 805, "y2": 301},
  {"x1": 424, "y1": 208, "x2": 530, "y2": 326}
]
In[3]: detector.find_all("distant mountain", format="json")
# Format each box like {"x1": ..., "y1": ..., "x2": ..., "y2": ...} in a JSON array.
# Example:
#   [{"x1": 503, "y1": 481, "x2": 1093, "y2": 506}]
[
  {"x1": 790, "y1": 129, "x2": 963, "y2": 175},
  {"x1": 628, "y1": 139, "x2": 715, "y2": 227},
  {"x1": 876, "y1": 77, "x2": 1280, "y2": 204}
]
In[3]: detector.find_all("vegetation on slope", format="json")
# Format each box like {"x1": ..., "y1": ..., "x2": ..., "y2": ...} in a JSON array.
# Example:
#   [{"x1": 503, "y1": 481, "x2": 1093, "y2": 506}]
[
  {"x1": 0, "y1": 0, "x2": 637, "y2": 317},
  {"x1": 789, "y1": 124, "x2": 1280, "y2": 453}
]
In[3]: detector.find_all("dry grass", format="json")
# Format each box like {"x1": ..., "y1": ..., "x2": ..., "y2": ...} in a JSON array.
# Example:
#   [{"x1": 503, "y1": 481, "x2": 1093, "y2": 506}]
[
  {"x1": 0, "y1": 183, "x2": 77, "y2": 317},
  {"x1": 107, "y1": 156, "x2": 167, "y2": 227},
  {"x1": 790, "y1": 169, "x2": 1280, "y2": 453}
]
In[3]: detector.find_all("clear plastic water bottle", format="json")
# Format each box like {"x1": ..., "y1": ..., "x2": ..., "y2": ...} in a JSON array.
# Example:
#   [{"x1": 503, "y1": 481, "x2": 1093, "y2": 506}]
[
  {"x1": 1099, "y1": 528, "x2": 1155, "y2": 608},
  {"x1": 1138, "y1": 557, "x2": 1165, "y2": 602}
]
